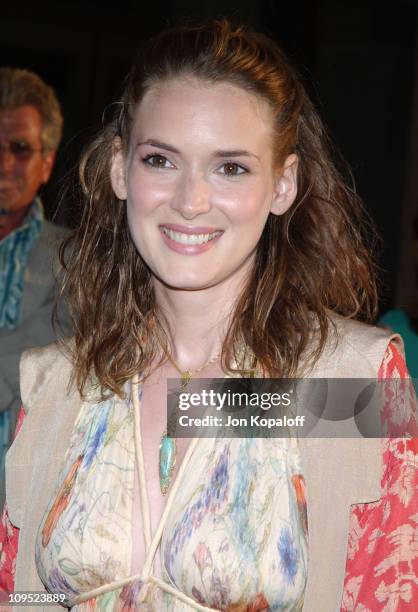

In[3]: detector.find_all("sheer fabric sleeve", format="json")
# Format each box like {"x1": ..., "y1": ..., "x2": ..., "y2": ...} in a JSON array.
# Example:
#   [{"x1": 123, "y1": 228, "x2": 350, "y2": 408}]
[
  {"x1": 342, "y1": 342, "x2": 418, "y2": 610},
  {"x1": 0, "y1": 407, "x2": 25, "y2": 591}
]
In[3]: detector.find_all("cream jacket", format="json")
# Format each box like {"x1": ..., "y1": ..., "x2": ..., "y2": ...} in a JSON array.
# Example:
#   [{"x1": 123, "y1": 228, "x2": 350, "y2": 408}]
[{"x1": 5, "y1": 316, "x2": 400, "y2": 611}]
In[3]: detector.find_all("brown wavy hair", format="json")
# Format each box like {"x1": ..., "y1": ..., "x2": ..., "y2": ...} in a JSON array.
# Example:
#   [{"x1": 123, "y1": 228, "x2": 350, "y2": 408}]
[{"x1": 59, "y1": 19, "x2": 379, "y2": 398}]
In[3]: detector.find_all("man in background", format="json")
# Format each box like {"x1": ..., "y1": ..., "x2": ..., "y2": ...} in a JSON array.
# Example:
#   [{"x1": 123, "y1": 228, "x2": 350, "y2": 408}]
[{"x1": 0, "y1": 68, "x2": 69, "y2": 506}]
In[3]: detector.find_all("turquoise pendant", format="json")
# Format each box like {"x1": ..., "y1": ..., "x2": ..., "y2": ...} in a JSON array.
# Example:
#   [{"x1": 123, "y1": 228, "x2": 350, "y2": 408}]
[{"x1": 159, "y1": 431, "x2": 177, "y2": 495}]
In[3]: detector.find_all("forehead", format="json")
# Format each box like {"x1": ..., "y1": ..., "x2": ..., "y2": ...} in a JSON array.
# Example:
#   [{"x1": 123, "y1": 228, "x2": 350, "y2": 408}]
[
  {"x1": 132, "y1": 77, "x2": 274, "y2": 151},
  {"x1": 0, "y1": 105, "x2": 43, "y2": 141}
]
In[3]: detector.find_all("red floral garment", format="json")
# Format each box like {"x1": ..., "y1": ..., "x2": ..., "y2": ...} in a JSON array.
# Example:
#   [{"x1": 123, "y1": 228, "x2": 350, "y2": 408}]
[
  {"x1": 342, "y1": 343, "x2": 418, "y2": 611},
  {"x1": 1, "y1": 343, "x2": 417, "y2": 611},
  {"x1": 0, "y1": 407, "x2": 23, "y2": 592}
]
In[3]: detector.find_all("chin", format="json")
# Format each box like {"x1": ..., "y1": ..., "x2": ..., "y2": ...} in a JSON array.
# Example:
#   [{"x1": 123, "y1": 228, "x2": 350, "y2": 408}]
[
  {"x1": 154, "y1": 269, "x2": 217, "y2": 291},
  {"x1": 161, "y1": 278, "x2": 213, "y2": 291}
]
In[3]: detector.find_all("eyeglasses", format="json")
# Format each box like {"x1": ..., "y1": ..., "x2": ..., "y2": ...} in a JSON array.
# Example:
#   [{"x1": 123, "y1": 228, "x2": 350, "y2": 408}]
[{"x1": 0, "y1": 141, "x2": 44, "y2": 161}]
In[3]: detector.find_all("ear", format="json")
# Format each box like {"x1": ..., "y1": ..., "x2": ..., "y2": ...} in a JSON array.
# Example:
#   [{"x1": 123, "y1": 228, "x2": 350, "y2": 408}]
[
  {"x1": 40, "y1": 151, "x2": 56, "y2": 184},
  {"x1": 110, "y1": 137, "x2": 128, "y2": 200},
  {"x1": 270, "y1": 153, "x2": 298, "y2": 216}
]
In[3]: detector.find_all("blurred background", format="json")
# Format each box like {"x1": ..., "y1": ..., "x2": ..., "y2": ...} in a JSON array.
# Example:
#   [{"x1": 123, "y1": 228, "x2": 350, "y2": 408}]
[{"x1": 2, "y1": 0, "x2": 417, "y2": 314}]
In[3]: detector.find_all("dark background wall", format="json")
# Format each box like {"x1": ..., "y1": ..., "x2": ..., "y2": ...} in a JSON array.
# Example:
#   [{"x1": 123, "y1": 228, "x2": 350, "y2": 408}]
[{"x1": 1, "y1": 0, "x2": 417, "y2": 313}]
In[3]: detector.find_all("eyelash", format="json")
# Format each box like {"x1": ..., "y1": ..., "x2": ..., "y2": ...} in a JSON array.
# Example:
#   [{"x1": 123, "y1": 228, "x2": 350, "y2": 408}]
[
  {"x1": 141, "y1": 153, "x2": 173, "y2": 169},
  {"x1": 218, "y1": 162, "x2": 248, "y2": 176},
  {"x1": 141, "y1": 153, "x2": 249, "y2": 177}
]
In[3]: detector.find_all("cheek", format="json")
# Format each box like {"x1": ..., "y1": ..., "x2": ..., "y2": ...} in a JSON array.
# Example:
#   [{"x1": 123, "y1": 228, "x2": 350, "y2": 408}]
[
  {"x1": 12, "y1": 163, "x2": 27, "y2": 181},
  {"x1": 216, "y1": 182, "x2": 272, "y2": 224},
  {"x1": 127, "y1": 171, "x2": 172, "y2": 215},
  {"x1": 23, "y1": 160, "x2": 44, "y2": 188}
]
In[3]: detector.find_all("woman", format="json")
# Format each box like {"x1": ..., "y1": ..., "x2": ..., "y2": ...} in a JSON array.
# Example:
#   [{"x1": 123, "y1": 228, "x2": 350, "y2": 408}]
[{"x1": 1, "y1": 19, "x2": 418, "y2": 611}]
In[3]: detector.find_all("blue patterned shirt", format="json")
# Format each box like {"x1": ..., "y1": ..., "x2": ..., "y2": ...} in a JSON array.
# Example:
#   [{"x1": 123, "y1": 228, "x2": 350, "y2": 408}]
[{"x1": 0, "y1": 199, "x2": 43, "y2": 329}]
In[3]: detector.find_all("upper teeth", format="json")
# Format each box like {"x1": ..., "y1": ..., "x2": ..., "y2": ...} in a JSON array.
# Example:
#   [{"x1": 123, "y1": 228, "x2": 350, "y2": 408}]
[{"x1": 161, "y1": 227, "x2": 221, "y2": 245}]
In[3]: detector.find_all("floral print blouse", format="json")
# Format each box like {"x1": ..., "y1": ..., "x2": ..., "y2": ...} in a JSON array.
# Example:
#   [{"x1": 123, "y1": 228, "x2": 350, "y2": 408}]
[
  {"x1": 36, "y1": 388, "x2": 308, "y2": 610},
  {"x1": 1, "y1": 342, "x2": 418, "y2": 611}
]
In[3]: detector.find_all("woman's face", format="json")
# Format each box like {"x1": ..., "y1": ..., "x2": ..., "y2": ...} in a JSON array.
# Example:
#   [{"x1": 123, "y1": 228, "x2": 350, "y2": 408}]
[{"x1": 111, "y1": 77, "x2": 298, "y2": 292}]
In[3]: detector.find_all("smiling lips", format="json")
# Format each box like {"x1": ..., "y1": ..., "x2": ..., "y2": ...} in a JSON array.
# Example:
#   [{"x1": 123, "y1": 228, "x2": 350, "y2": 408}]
[{"x1": 159, "y1": 224, "x2": 223, "y2": 254}]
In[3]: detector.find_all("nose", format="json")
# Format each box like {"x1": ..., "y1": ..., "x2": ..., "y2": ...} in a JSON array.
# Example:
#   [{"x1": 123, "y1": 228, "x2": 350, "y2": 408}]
[
  {"x1": 171, "y1": 170, "x2": 211, "y2": 219},
  {"x1": 0, "y1": 145, "x2": 15, "y2": 174}
]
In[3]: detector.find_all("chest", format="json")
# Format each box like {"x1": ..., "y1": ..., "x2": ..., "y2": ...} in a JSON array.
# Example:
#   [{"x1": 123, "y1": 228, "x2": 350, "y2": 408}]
[{"x1": 34, "y1": 388, "x2": 308, "y2": 610}]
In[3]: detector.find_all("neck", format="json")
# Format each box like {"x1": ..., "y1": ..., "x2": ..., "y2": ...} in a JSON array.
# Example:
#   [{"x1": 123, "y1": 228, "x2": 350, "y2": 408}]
[
  {"x1": 0, "y1": 204, "x2": 31, "y2": 240},
  {"x1": 153, "y1": 272, "x2": 249, "y2": 371}
]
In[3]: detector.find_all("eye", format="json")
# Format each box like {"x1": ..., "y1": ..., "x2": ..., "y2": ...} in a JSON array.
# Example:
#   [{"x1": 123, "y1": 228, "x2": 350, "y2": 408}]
[
  {"x1": 10, "y1": 141, "x2": 34, "y2": 159},
  {"x1": 141, "y1": 154, "x2": 174, "y2": 169},
  {"x1": 218, "y1": 162, "x2": 248, "y2": 176}
]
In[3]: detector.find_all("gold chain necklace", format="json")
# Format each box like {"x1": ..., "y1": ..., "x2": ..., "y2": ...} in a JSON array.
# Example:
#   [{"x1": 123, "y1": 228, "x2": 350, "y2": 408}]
[{"x1": 159, "y1": 349, "x2": 221, "y2": 495}]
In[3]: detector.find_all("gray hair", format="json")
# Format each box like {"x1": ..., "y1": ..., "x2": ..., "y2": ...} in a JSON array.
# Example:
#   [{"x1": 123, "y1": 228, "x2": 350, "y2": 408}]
[{"x1": 0, "y1": 67, "x2": 63, "y2": 151}]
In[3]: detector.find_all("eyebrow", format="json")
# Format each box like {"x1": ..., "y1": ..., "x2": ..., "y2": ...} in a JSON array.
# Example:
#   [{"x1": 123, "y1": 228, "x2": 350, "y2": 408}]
[{"x1": 136, "y1": 139, "x2": 260, "y2": 160}]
